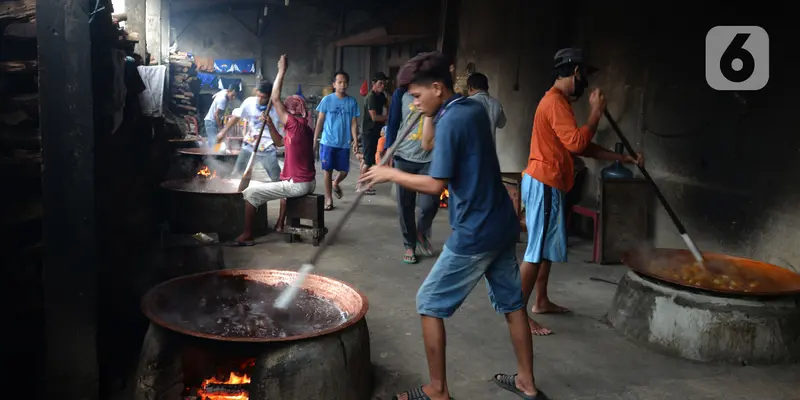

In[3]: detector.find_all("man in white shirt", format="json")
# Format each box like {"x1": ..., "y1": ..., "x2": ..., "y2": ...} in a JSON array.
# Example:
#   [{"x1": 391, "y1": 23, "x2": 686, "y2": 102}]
[
  {"x1": 203, "y1": 84, "x2": 238, "y2": 149},
  {"x1": 467, "y1": 72, "x2": 506, "y2": 145},
  {"x1": 218, "y1": 81, "x2": 285, "y2": 181}
]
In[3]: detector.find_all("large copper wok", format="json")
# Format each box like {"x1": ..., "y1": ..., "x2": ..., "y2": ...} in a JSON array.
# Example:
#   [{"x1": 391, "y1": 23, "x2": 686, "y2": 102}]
[
  {"x1": 623, "y1": 248, "x2": 800, "y2": 296},
  {"x1": 141, "y1": 269, "x2": 369, "y2": 342},
  {"x1": 177, "y1": 147, "x2": 241, "y2": 157}
]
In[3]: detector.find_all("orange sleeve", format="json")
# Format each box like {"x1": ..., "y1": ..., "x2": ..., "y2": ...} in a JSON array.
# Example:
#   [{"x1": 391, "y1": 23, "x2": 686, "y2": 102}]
[
  {"x1": 376, "y1": 136, "x2": 386, "y2": 164},
  {"x1": 550, "y1": 98, "x2": 593, "y2": 154}
]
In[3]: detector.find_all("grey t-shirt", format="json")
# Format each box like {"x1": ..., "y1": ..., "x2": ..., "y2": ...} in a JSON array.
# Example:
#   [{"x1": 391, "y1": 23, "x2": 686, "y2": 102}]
[
  {"x1": 394, "y1": 92, "x2": 432, "y2": 163},
  {"x1": 469, "y1": 91, "x2": 506, "y2": 145}
]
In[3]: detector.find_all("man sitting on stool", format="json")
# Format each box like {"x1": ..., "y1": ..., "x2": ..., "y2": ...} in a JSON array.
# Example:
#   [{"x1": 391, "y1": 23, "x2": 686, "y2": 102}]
[{"x1": 230, "y1": 55, "x2": 316, "y2": 246}]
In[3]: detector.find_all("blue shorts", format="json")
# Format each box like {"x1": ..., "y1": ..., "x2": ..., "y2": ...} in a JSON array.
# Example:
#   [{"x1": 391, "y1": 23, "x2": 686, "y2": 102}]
[
  {"x1": 416, "y1": 243, "x2": 524, "y2": 318},
  {"x1": 319, "y1": 143, "x2": 350, "y2": 172},
  {"x1": 522, "y1": 174, "x2": 567, "y2": 263}
]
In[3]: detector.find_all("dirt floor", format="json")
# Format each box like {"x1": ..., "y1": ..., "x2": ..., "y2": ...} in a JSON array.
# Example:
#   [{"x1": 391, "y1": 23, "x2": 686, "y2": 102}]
[{"x1": 222, "y1": 162, "x2": 800, "y2": 400}]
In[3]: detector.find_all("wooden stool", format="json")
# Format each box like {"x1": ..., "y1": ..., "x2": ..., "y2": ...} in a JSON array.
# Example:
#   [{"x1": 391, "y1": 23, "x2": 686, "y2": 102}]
[{"x1": 284, "y1": 194, "x2": 327, "y2": 246}]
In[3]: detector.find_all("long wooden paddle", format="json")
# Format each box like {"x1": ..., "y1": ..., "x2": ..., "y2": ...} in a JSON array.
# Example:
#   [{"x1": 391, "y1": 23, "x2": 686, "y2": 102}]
[
  {"x1": 237, "y1": 99, "x2": 274, "y2": 192},
  {"x1": 603, "y1": 110, "x2": 704, "y2": 264},
  {"x1": 274, "y1": 112, "x2": 421, "y2": 309}
]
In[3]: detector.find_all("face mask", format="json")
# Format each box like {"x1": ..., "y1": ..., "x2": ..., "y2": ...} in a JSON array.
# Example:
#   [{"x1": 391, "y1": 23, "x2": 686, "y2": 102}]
[
  {"x1": 257, "y1": 104, "x2": 267, "y2": 111},
  {"x1": 572, "y1": 65, "x2": 589, "y2": 99}
]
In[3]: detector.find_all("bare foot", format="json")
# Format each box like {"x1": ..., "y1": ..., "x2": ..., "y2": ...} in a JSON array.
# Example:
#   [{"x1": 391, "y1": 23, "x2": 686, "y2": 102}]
[
  {"x1": 235, "y1": 234, "x2": 253, "y2": 243},
  {"x1": 513, "y1": 375, "x2": 539, "y2": 398},
  {"x1": 273, "y1": 224, "x2": 284, "y2": 233},
  {"x1": 528, "y1": 317, "x2": 553, "y2": 336},
  {"x1": 532, "y1": 301, "x2": 570, "y2": 314}
]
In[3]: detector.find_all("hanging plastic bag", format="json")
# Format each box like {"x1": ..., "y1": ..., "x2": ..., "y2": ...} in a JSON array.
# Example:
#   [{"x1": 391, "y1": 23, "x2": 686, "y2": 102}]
[{"x1": 359, "y1": 80, "x2": 368, "y2": 96}]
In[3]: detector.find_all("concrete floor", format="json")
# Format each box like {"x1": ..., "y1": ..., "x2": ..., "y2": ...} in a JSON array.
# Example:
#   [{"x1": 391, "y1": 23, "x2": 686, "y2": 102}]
[{"x1": 227, "y1": 162, "x2": 800, "y2": 400}]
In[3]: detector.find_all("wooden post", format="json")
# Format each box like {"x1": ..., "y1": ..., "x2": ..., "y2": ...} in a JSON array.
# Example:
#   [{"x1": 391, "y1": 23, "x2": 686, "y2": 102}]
[
  {"x1": 37, "y1": 0, "x2": 99, "y2": 398},
  {"x1": 436, "y1": 0, "x2": 461, "y2": 59}
]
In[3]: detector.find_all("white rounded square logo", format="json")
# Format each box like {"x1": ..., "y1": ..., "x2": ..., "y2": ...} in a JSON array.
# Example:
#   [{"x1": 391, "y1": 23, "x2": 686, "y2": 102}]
[{"x1": 706, "y1": 26, "x2": 769, "y2": 91}]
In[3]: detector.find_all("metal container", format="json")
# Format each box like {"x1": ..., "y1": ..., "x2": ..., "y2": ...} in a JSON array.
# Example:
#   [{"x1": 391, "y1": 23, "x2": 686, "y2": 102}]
[
  {"x1": 160, "y1": 178, "x2": 267, "y2": 242},
  {"x1": 624, "y1": 247, "x2": 800, "y2": 296},
  {"x1": 167, "y1": 137, "x2": 203, "y2": 152},
  {"x1": 141, "y1": 268, "x2": 369, "y2": 342}
]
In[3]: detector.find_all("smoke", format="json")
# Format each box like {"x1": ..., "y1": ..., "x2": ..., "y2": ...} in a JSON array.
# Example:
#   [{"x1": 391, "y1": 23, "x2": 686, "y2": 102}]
[{"x1": 202, "y1": 155, "x2": 235, "y2": 178}]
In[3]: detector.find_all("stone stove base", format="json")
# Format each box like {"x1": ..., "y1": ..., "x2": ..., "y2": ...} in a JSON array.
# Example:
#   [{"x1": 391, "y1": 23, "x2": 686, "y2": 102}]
[
  {"x1": 133, "y1": 318, "x2": 372, "y2": 400},
  {"x1": 608, "y1": 270, "x2": 800, "y2": 365}
]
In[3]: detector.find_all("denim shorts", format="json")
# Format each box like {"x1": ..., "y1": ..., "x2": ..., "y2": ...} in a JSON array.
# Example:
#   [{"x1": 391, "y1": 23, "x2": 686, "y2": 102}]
[{"x1": 416, "y1": 243, "x2": 524, "y2": 318}]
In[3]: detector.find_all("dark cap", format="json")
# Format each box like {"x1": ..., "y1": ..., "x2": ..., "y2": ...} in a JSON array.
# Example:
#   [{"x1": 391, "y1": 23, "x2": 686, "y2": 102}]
[
  {"x1": 372, "y1": 72, "x2": 388, "y2": 82},
  {"x1": 554, "y1": 48, "x2": 598, "y2": 74}
]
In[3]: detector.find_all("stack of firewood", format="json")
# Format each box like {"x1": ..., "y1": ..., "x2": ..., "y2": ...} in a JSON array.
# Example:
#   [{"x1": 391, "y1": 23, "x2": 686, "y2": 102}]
[{"x1": 168, "y1": 51, "x2": 200, "y2": 117}]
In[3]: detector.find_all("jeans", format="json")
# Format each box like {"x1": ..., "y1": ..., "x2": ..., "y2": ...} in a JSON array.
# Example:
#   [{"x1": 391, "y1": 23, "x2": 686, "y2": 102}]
[
  {"x1": 416, "y1": 243, "x2": 524, "y2": 318},
  {"x1": 394, "y1": 158, "x2": 438, "y2": 251},
  {"x1": 233, "y1": 144, "x2": 281, "y2": 182},
  {"x1": 204, "y1": 120, "x2": 219, "y2": 148}
]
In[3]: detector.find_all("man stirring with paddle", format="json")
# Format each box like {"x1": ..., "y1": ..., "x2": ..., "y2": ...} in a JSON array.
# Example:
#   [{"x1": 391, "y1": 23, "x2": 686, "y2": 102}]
[
  {"x1": 360, "y1": 51, "x2": 546, "y2": 400},
  {"x1": 229, "y1": 55, "x2": 316, "y2": 247},
  {"x1": 521, "y1": 48, "x2": 642, "y2": 336},
  {"x1": 219, "y1": 80, "x2": 284, "y2": 183}
]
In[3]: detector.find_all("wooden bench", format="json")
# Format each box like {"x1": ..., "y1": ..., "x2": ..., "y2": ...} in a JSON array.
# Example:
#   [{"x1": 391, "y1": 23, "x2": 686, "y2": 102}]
[{"x1": 284, "y1": 194, "x2": 327, "y2": 246}]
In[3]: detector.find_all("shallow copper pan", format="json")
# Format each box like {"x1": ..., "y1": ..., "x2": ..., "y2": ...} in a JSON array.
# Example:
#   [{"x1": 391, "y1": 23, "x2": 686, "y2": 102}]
[
  {"x1": 141, "y1": 269, "x2": 369, "y2": 342},
  {"x1": 177, "y1": 147, "x2": 241, "y2": 157},
  {"x1": 623, "y1": 248, "x2": 800, "y2": 296}
]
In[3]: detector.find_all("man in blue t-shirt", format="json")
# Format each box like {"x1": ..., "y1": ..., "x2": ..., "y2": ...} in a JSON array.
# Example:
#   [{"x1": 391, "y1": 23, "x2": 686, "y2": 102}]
[
  {"x1": 314, "y1": 70, "x2": 361, "y2": 210},
  {"x1": 359, "y1": 52, "x2": 546, "y2": 400}
]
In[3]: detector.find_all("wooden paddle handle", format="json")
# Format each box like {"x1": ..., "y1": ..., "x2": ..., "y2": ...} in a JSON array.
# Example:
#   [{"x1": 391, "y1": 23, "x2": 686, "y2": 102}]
[
  {"x1": 237, "y1": 100, "x2": 274, "y2": 192},
  {"x1": 306, "y1": 117, "x2": 420, "y2": 266},
  {"x1": 603, "y1": 110, "x2": 704, "y2": 263}
]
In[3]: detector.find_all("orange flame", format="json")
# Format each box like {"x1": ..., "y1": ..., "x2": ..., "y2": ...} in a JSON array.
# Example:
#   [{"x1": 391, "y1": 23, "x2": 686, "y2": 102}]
[
  {"x1": 197, "y1": 165, "x2": 217, "y2": 179},
  {"x1": 439, "y1": 189, "x2": 449, "y2": 208},
  {"x1": 196, "y1": 371, "x2": 251, "y2": 400},
  {"x1": 193, "y1": 359, "x2": 255, "y2": 400}
]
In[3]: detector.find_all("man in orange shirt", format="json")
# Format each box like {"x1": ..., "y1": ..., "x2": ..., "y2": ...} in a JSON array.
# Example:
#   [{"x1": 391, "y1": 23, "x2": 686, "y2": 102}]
[{"x1": 522, "y1": 48, "x2": 641, "y2": 336}]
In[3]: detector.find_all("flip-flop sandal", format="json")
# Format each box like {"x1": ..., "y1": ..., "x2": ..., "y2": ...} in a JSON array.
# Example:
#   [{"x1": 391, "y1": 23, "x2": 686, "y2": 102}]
[
  {"x1": 392, "y1": 386, "x2": 454, "y2": 400},
  {"x1": 492, "y1": 374, "x2": 548, "y2": 400},
  {"x1": 403, "y1": 253, "x2": 418, "y2": 264},
  {"x1": 225, "y1": 240, "x2": 255, "y2": 247},
  {"x1": 333, "y1": 185, "x2": 343, "y2": 199},
  {"x1": 416, "y1": 237, "x2": 434, "y2": 257},
  {"x1": 324, "y1": 204, "x2": 335, "y2": 211}
]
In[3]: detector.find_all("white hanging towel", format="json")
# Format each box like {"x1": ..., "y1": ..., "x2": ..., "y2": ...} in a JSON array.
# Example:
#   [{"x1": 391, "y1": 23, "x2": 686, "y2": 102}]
[{"x1": 137, "y1": 65, "x2": 167, "y2": 117}]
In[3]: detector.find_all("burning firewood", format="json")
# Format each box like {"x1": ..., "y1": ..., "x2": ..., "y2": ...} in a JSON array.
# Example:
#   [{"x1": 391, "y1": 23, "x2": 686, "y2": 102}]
[{"x1": 204, "y1": 383, "x2": 249, "y2": 395}]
